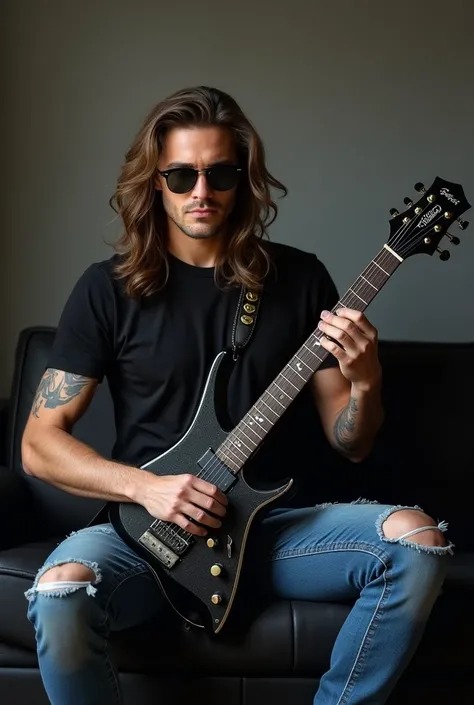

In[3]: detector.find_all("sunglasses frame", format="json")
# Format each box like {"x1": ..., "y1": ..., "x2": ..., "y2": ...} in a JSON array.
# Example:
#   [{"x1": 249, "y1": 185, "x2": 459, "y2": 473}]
[{"x1": 157, "y1": 164, "x2": 243, "y2": 193}]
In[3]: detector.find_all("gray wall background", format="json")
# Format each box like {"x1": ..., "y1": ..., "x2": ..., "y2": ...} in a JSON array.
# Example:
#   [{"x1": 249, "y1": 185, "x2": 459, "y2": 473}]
[{"x1": 2, "y1": 0, "x2": 473, "y2": 398}]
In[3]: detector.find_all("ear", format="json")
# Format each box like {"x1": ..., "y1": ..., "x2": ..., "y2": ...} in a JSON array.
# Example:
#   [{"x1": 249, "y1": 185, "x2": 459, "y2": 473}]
[{"x1": 154, "y1": 174, "x2": 163, "y2": 192}]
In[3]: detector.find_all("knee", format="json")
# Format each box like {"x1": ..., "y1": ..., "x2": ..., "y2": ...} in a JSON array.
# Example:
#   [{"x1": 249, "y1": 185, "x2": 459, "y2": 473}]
[
  {"x1": 26, "y1": 562, "x2": 102, "y2": 670},
  {"x1": 38, "y1": 562, "x2": 96, "y2": 585},
  {"x1": 26, "y1": 560, "x2": 101, "y2": 606},
  {"x1": 26, "y1": 563, "x2": 103, "y2": 672},
  {"x1": 381, "y1": 509, "x2": 447, "y2": 548}
]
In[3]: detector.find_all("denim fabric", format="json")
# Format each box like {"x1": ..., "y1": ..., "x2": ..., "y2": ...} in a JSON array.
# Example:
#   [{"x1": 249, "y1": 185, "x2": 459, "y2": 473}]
[{"x1": 26, "y1": 501, "x2": 453, "y2": 704}]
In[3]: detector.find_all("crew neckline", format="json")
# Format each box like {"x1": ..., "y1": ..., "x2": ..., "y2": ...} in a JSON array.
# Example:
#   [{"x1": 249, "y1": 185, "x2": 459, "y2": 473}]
[{"x1": 168, "y1": 252, "x2": 216, "y2": 278}]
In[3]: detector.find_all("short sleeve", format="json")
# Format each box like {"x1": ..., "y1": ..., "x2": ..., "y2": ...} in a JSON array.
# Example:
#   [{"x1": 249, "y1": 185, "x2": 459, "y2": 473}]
[
  {"x1": 46, "y1": 264, "x2": 114, "y2": 381},
  {"x1": 309, "y1": 255, "x2": 340, "y2": 371}
]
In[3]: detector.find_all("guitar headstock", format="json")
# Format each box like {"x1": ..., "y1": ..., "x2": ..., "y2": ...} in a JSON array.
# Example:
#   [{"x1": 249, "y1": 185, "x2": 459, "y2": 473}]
[{"x1": 387, "y1": 177, "x2": 471, "y2": 261}]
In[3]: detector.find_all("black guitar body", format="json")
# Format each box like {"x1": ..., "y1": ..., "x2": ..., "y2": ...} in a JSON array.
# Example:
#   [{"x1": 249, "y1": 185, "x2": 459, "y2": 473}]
[{"x1": 109, "y1": 350, "x2": 293, "y2": 635}]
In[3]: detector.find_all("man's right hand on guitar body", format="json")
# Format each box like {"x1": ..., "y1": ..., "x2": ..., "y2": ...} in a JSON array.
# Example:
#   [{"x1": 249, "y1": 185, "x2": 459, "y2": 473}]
[
  {"x1": 21, "y1": 370, "x2": 227, "y2": 538},
  {"x1": 134, "y1": 473, "x2": 228, "y2": 536}
]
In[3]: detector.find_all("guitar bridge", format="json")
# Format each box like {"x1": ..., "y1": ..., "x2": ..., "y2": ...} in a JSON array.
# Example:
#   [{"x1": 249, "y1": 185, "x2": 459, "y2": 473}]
[{"x1": 139, "y1": 530, "x2": 180, "y2": 568}]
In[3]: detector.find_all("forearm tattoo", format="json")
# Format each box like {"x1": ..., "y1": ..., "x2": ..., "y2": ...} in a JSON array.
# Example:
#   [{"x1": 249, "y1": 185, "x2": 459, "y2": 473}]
[
  {"x1": 31, "y1": 368, "x2": 90, "y2": 417},
  {"x1": 333, "y1": 397, "x2": 359, "y2": 453}
]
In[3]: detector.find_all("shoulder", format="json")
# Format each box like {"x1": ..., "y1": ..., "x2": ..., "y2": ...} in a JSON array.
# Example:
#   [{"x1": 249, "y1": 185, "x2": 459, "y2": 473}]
[
  {"x1": 262, "y1": 240, "x2": 332, "y2": 283},
  {"x1": 73, "y1": 254, "x2": 125, "y2": 298},
  {"x1": 58, "y1": 255, "x2": 128, "y2": 327}
]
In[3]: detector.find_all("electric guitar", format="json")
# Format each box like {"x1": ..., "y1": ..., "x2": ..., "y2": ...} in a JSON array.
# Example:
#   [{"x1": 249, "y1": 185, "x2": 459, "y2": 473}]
[{"x1": 109, "y1": 176, "x2": 470, "y2": 635}]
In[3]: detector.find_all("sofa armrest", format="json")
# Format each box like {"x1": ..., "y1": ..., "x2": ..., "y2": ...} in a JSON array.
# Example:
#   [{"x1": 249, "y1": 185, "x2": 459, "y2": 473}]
[{"x1": 0, "y1": 466, "x2": 34, "y2": 549}]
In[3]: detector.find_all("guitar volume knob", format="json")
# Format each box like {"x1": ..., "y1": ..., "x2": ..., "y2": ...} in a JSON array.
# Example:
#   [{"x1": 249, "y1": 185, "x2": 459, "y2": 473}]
[
  {"x1": 211, "y1": 593, "x2": 223, "y2": 605},
  {"x1": 210, "y1": 563, "x2": 223, "y2": 577},
  {"x1": 206, "y1": 537, "x2": 218, "y2": 548}
]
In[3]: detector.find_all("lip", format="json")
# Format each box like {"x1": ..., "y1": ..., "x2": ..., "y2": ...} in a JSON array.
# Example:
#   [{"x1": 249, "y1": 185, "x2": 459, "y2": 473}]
[{"x1": 189, "y1": 209, "x2": 216, "y2": 216}]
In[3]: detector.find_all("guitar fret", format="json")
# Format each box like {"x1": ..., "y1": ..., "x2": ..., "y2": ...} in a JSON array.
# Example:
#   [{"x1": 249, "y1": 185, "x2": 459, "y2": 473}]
[
  {"x1": 264, "y1": 390, "x2": 286, "y2": 410},
  {"x1": 279, "y1": 371, "x2": 300, "y2": 390},
  {"x1": 234, "y1": 429, "x2": 256, "y2": 450},
  {"x1": 288, "y1": 362, "x2": 309, "y2": 381},
  {"x1": 373, "y1": 260, "x2": 390, "y2": 276},
  {"x1": 215, "y1": 448, "x2": 239, "y2": 472},
  {"x1": 349, "y1": 288, "x2": 368, "y2": 305},
  {"x1": 252, "y1": 402, "x2": 275, "y2": 424},
  {"x1": 241, "y1": 418, "x2": 264, "y2": 441},
  {"x1": 295, "y1": 354, "x2": 312, "y2": 372},
  {"x1": 361, "y1": 274, "x2": 378, "y2": 290},
  {"x1": 243, "y1": 413, "x2": 266, "y2": 434},
  {"x1": 225, "y1": 442, "x2": 246, "y2": 462},
  {"x1": 273, "y1": 381, "x2": 291, "y2": 400},
  {"x1": 303, "y1": 343, "x2": 324, "y2": 362},
  {"x1": 217, "y1": 245, "x2": 402, "y2": 473}
]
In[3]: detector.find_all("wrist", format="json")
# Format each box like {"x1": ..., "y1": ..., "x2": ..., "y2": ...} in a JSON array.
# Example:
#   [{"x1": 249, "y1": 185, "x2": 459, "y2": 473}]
[
  {"x1": 122, "y1": 465, "x2": 151, "y2": 505},
  {"x1": 350, "y1": 373, "x2": 382, "y2": 397}
]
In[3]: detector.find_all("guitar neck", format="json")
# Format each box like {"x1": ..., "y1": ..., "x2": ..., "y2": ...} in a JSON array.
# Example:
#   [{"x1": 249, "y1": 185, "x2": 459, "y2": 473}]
[{"x1": 216, "y1": 245, "x2": 402, "y2": 473}]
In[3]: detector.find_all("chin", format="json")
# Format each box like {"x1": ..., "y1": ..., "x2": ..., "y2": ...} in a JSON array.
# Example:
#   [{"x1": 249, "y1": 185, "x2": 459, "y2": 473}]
[
  {"x1": 181, "y1": 222, "x2": 223, "y2": 239},
  {"x1": 186, "y1": 229, "x2": 220, "y2": 240}
]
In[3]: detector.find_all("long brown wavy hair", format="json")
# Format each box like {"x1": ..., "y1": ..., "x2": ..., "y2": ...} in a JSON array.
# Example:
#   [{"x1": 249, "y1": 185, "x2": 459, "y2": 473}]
[{"x1": 109, "y1": 86, "x2": 288, "y2": 298}]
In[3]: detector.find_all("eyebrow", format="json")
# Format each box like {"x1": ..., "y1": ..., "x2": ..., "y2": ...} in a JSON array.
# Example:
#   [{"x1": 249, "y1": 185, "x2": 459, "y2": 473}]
[{"x1": 163, "y1": 159, "x2": 235, "y2": 170}]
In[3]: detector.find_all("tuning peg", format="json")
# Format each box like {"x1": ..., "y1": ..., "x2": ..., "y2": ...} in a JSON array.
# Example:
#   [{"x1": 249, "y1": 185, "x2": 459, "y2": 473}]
[
  {"x1": 389, "y1": 208, "x2": 399, "y2": 217},
  {"x1": 403, "y1": 197, "x2": 413, "y2": 207},
  {"x1": 414, "y1": 182, "x2": 425, "y2": 193},
  {"x1": 446, "y1": 233, "x2": 460, "y2": 245},
  {"x1": 437, "y1": 248, "x2": 450, "y2": 261},
  {"x1": 457, "y1": 219, "x2": 469, "y2": 230}
]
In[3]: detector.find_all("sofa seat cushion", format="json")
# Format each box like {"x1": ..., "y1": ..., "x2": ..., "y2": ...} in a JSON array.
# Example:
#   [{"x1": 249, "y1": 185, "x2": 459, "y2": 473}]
[{"x1": 1, "y1": 538, "x2": 473, "y2": 676}]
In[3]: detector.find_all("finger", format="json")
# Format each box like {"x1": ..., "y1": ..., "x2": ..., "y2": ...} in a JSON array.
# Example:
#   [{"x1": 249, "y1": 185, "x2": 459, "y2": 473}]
[
  {"x1": 319, "y1": 334, "x2": 351, "y2": 363},
  {"x1": 192, "y1": 476, "x2": 228, "y2": 506},
  {"x1": 331, "y1": 308, "x2": 377, "y2": 339},
  {"x1": 181, "y1": 501, "x2": 223, "y2": 529},
  {"x1": 188, "y1": 489, "x2": 227, "y2": 518},
  {"x1": 318, "y1": 320, "x2": 361, "y2": 354},
  {"x1": 173, "y1": 512, "x2": 208, "y2": 536}
]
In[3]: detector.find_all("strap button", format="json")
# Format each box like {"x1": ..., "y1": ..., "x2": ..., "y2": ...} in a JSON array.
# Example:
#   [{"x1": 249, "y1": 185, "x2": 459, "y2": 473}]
[{"x1": 246, "y1": 291, "x2": 259, "y2": 302}]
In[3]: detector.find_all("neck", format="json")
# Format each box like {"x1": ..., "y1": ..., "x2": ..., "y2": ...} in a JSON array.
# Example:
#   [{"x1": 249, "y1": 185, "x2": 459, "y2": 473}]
[{"x1": 167, "y1": 231, "x2": 223, "y2": 268}]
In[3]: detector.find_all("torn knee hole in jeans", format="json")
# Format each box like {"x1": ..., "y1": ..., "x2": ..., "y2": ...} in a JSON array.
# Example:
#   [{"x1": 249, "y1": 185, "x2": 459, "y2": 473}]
[
  {"x1": 24, "y1": 559, "x2": 102, "y2": 601},
  {"x1": 375, "y1": 505, "x2": 455, "y2": 556}
]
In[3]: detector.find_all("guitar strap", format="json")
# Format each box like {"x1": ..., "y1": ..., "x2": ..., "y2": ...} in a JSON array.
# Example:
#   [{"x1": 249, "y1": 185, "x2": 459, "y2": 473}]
[{"x1": 230, "y1": 284, "x2": 263, "y2": 360}]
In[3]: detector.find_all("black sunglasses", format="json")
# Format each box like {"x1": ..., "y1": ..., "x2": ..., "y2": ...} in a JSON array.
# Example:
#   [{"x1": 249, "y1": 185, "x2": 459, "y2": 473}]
[{"x1": 157, "y1": 164, "x2": 242, "y2": 194}]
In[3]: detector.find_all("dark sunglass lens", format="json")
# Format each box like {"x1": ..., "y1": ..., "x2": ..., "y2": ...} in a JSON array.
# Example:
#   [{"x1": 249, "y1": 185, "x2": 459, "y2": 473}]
[
  {"x1": 167, "y1": 168, "x2": 197, "y2": 193},
  {"x1": 208, "y1": 166, "x2": 240, "y2": 191}
]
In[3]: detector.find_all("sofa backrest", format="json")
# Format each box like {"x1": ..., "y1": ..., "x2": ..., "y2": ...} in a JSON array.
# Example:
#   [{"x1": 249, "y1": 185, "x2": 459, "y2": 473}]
[
  {"x1": 370, "y1": 340, "x2": 473, "y2": 550},
  {"x1": 5, "y1": 327, "x2": 473, "y2": 549}
]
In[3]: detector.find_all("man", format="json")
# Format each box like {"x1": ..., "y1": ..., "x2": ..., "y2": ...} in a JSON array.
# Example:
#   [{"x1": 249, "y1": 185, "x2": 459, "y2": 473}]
[{"x1": 22, "y1": 86, "x2": 453, "y2": 705}]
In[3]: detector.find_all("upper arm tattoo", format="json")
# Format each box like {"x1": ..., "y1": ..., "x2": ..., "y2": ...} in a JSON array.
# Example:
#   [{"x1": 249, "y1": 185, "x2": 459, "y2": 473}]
[{"x1": 31, "y1": 368, "x2": 91, "y2": 418}]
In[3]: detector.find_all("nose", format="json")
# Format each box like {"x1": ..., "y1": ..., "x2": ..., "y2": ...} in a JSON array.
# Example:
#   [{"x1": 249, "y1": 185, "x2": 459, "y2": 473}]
[{"x1": 192, "y1": 172, "x2": 213, "y2": 200}]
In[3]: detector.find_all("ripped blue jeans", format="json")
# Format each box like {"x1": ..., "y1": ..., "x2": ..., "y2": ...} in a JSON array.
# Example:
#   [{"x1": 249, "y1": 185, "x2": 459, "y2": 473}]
[{"x1": 25, "y1": 501, "x2": 453, "y2": 705}]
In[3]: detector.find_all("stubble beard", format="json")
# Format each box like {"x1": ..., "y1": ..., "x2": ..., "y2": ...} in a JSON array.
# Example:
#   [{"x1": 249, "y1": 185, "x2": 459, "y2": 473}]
[
  {"x1": 166, "y1": 199, "x2": 225, "y2": 240},
  {"x1": 174, "y1": 220, "x2": 222, "y2": 240}
]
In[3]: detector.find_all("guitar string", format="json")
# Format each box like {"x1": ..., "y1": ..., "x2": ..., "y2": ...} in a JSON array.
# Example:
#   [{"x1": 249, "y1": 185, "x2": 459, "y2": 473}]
[{"x1": 152, "y1": 201, "x2": 452, "y2": 543}]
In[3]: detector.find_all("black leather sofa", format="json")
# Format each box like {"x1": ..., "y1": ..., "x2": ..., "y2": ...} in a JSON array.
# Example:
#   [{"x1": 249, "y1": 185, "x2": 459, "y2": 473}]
[{"x1": 0, "y1": 326, "x2": 472, "y2": 704}]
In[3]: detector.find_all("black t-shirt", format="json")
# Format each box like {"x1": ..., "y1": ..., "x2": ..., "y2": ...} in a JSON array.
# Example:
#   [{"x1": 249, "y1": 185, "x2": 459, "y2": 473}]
[{"x1": 47, "y1": 241, "x2": 340, "y2": 480}]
